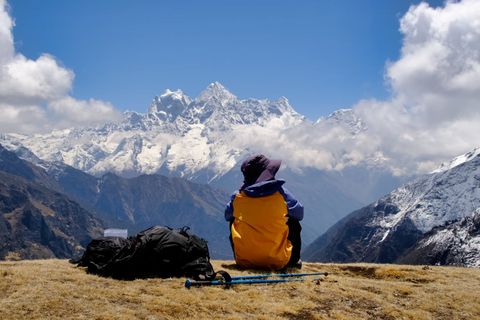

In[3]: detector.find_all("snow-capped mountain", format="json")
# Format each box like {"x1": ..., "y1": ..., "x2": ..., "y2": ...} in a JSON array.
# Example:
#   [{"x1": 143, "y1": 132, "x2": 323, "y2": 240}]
[
  {"x1": 1, "y1": 82, "x2": 304, "y2": 179},
  {"x1": 0, "y1": 82, "x2": 404, "y2": 245},
  {"x1": 304, "y1": 147, "x2": 480, "y2": 267}
]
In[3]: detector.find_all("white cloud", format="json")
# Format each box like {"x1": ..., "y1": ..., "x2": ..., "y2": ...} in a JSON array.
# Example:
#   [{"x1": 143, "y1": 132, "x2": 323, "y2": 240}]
[
  {"x1": 228, "y1": 113, "x2": 374, "y2": 172},
  {"x1": 0, "y1": 0, "x2": 120, "y2": 134},
  {"x1": 0, "y1": 102, "x2": 48, "y2": 134},
  {"x1": 388, "y1": 0, "x2": 480, "y2": 121},
  {"x1": 373, "y1": 0, "x2": 480, "y2": 172},
  {"x1": 0, "y1": 54, "x2": 74, "y2": 104},
  {"x1": 0, "y1": 0, "x2": 14, "y2": 64},
  {"x1": 48, "y1": 97, "x2": 119, "y2": 128},
  {"x1": 230, "y1": 0, "x2": 480, "y2": 175}
]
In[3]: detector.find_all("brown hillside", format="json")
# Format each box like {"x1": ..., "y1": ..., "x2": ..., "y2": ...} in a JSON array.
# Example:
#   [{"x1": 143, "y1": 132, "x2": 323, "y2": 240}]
[{"x1": 1, "y1": 260, "x2": 479, "y2": 320}]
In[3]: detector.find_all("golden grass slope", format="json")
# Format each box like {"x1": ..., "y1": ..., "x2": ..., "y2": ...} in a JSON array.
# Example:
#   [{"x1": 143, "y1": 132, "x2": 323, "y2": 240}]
[{"x1": 1, "y1": 259, "x2": 479, "y2": 320}]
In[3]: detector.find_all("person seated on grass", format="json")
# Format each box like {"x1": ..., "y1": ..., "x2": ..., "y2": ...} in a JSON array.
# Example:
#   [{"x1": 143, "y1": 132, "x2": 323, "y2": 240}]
[{"x1": 225, "y1": 154, "x2": 304, "y2": 270}]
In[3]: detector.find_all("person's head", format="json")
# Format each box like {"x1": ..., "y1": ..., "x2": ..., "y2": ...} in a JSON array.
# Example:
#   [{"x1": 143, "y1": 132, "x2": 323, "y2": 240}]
[{"x1": 240, "y1": 154, "x2": 281, "y2": 185}]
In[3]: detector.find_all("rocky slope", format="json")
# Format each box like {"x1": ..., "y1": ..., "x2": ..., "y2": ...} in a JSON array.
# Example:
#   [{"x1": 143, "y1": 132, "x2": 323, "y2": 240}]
[
  {"x1": 400, "y1": 209, "x2": 480, "y2": 267},
  {"x1": 0, "y1": 170, "x2": 103, "y2": 260}
]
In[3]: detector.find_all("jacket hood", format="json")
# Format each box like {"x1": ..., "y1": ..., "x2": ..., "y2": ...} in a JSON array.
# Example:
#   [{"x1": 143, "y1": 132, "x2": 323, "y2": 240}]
[{"x1": 241, "y1": 179, "x2": 285, "y2": 197}]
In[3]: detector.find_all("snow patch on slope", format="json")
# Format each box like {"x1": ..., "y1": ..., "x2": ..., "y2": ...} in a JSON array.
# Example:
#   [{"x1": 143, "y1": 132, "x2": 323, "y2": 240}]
[{"x1": 420, "y1": 209, "x2": 480, "y2": 267}]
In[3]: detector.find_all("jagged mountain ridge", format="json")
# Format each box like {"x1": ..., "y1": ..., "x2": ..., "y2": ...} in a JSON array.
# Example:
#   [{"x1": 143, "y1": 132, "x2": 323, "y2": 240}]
[
  {"x1": 148, "y1": 82, "x2": 299, "y2": 132},
  {"x1": 303, "y1": 147, "x2": 480, "y2": 267}
]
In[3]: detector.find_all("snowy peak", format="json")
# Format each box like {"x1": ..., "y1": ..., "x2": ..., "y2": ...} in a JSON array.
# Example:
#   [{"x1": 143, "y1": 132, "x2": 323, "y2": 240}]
[
  {"x1": 196, "y1": 82, "x2": 237, "y2": 105},
  {"x1": 148, "y1": 89, "x2": 192, "y2": 121},
  {"x1": 145, "y1": 82, "x2": 303, "y2": 129},
  {"x1": 273, "y1": 96, "x2": 296, "y2": 114},
  {"x1": 431, "y1": 147, "x2": 480, "y2": 174},
  {"x1": 326, "y1": 109, "x2": 358, "y2": 122},
  {"x1": 377, "y1": 147, "x2": 480, "y2": 233},
  {"x1": 144, "y1": 82, "x2": 302, "y2": 128},
  {"x1": 315, "y1": 108, "x2": 366, "y2": 134}
]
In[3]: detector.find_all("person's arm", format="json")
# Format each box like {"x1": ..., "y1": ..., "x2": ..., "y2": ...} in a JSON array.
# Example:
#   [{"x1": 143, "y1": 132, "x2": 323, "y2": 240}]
[
  {"x1": 224, "y1": 193, "x2": 237, "y2": 222},
  {"x1": 280, "y1": 187, "x2": 304, "y2": 221}
]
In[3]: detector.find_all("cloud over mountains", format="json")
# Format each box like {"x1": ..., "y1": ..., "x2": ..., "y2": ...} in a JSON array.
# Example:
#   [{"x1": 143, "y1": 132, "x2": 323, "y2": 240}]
[{"x1": 243, "y1": 0, "x2": 480, "y2": 174}]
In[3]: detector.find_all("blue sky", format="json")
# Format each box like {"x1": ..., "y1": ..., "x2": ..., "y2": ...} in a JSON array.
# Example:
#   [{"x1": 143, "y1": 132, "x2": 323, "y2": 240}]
[{"x1": 9, "y1": 0, "x2": 445, "y2": 120}]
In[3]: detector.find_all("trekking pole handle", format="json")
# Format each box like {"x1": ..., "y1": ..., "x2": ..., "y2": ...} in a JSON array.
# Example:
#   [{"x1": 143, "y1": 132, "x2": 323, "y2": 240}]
[{"x1": 185, "y1": 279, "x2": 223, "y2": 288}]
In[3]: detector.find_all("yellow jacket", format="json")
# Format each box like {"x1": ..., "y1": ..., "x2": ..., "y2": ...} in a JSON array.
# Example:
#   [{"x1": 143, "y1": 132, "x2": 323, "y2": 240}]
[{"x1": 225, "y1": 180, "x2": 304, "y2": 269}]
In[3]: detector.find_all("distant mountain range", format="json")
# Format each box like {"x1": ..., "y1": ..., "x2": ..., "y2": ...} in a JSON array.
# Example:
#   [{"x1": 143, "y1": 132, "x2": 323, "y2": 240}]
[
  {"x1": 0, "y1": 144, "x2": 231, "y2": 260},
  {"x1": 0, "y1": 82, "x2": 407, "y2": 243},
  {"x1": 304, "y1": 148, "x2": 480, "y2": 267},
  {"x1": 1, "y1": 82, "x2": 303, "y2": 178},
  {"x1": 2, "y1": 79, "x2": 479, "y2": 265}
]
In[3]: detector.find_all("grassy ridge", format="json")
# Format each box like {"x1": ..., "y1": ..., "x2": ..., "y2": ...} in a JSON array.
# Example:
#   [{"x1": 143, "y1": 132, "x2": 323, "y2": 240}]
[{"x1": 1, "y1": 260, "x2": 479, "y2": 319}]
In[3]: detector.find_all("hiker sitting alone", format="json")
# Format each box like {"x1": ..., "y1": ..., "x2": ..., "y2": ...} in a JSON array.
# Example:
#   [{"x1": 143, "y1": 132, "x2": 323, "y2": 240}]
[{"x1": 225, "y1": 154, "x2": 304, "y2": 270}]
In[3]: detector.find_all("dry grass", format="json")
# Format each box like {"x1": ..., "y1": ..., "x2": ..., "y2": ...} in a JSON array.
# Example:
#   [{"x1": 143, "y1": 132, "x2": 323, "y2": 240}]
[{"x1": 1, "y1": 260, "x2": 479, "y2": 320}]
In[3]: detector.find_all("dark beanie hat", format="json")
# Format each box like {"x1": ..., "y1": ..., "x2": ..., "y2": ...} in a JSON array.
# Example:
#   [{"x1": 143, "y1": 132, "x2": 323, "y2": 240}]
[{"x1": 241, "y1": 154, "x2": 281, "y2": 185}]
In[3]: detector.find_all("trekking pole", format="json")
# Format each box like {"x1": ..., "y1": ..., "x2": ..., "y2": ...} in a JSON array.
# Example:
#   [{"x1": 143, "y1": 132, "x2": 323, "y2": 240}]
[
  {"x1": 185, "y1": 272, "x2": 328, "y2": 288},
  {"x1": 185, "y1": 277, "x2": 307, "y2": 288},
  {"x1": 230, "y1": 271, "x2": 328, "y2": 281}
]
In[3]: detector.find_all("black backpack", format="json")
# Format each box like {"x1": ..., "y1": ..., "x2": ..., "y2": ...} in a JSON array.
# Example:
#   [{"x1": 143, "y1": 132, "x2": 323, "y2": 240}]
[{"x1": 74, "y1": 226, "x2": 215, "y2": 280}]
